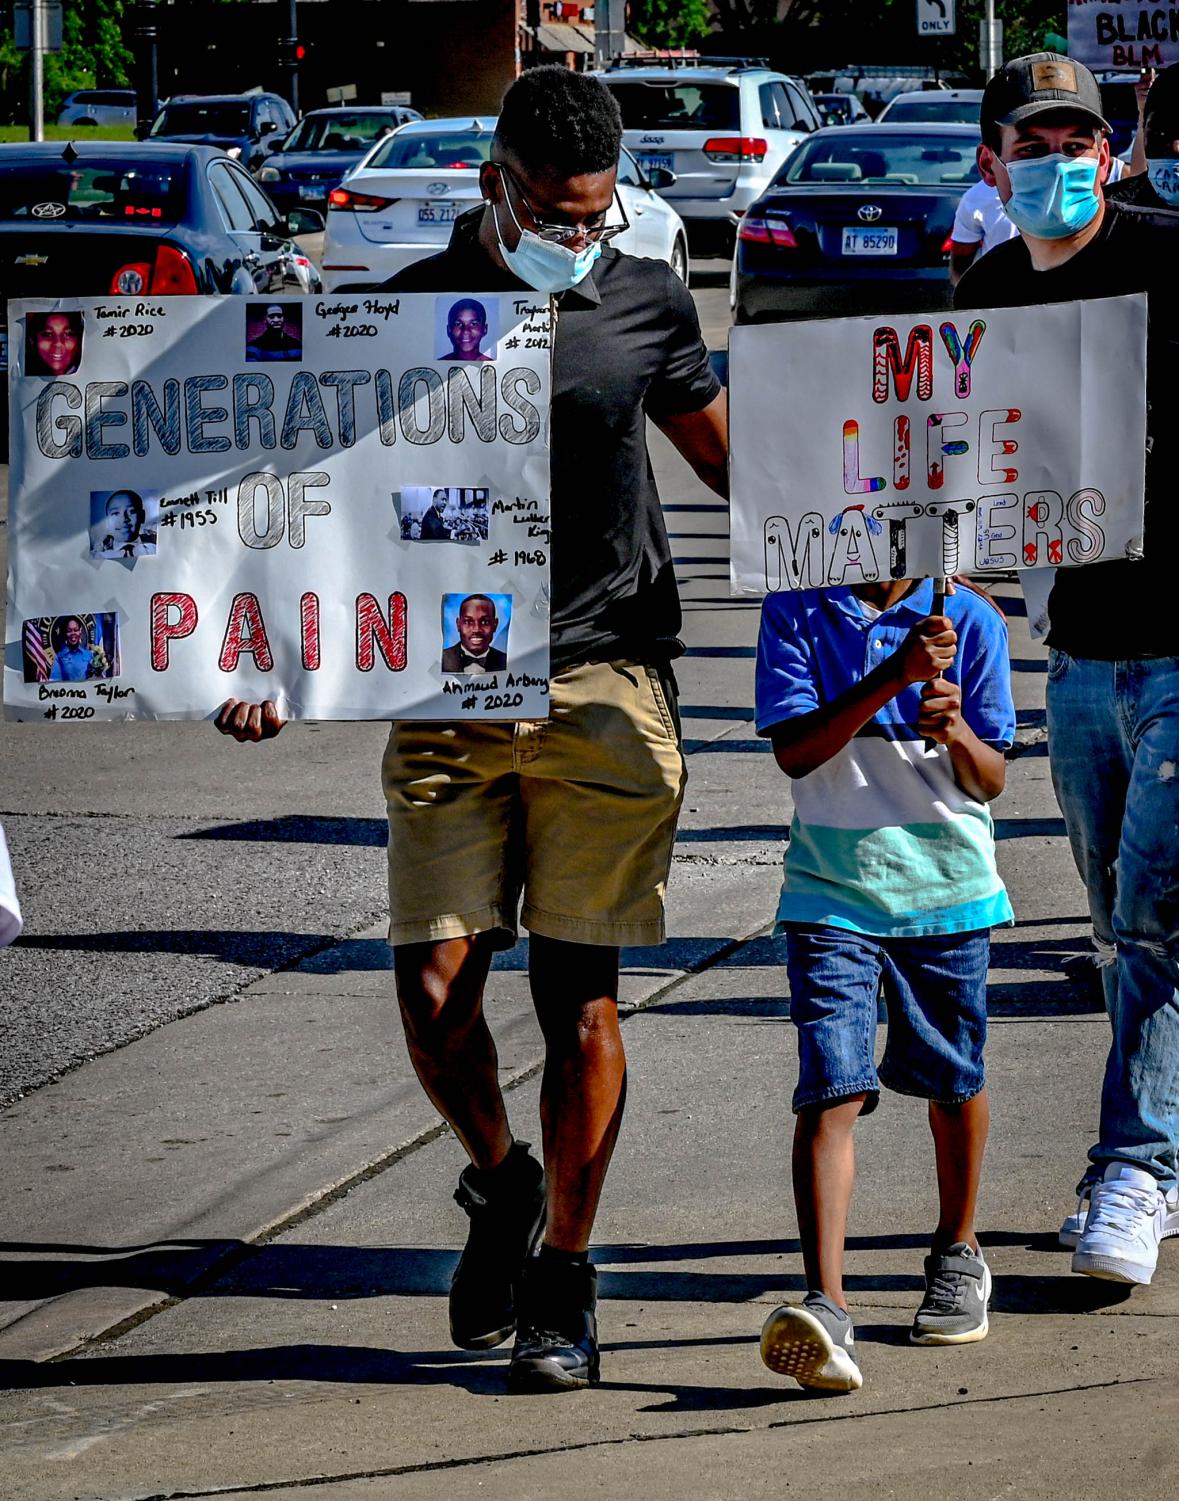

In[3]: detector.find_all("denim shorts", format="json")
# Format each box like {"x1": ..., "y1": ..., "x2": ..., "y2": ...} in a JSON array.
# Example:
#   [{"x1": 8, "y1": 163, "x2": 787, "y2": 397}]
[{"x1": 783, "y1": 925, "x2": 990, "y2": 1114}]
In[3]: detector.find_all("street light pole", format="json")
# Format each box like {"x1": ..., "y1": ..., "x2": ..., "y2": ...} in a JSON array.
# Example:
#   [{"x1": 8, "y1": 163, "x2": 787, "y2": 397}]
[
  {"x1": 30, "y1": 0, "x2": 44, "y2": 142},
  {"x1": 282, "y1": 0, "x2": 300, "y2": 116},
  {"x1": 133, "y1": 0, "x2": 160, "y2": 139}
]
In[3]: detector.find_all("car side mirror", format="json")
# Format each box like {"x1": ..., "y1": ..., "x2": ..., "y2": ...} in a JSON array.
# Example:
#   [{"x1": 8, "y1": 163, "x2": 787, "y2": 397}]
[
  {"x1": 286, "y1": 207, "x2": 325, "y2": 235},
  {"x1": 645, "y1": 165, "x2": 676, "y2": 191}
]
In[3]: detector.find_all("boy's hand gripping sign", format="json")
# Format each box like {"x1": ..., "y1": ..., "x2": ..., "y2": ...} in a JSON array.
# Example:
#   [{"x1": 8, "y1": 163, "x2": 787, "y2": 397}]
[
  {"x1": 729, "y1": 295, "x2": 1147, "y2": 594},
  {"x1": 5, "y1": 293, "x2": 552, "y2": 722}
]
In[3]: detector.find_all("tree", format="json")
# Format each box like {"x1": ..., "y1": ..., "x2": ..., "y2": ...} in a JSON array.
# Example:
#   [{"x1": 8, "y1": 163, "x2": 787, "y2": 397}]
[{"x1": 629, "y1": 0, "x2": 712, "y2": 51}]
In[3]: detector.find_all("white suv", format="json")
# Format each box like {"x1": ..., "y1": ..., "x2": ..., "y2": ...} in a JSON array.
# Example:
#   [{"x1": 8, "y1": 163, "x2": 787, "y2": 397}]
[{"x1": 594, "y1": 62, "x2": 823, "y2": 255}]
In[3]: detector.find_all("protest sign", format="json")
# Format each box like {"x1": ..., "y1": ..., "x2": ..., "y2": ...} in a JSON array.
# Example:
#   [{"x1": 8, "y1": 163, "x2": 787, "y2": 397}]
[
  {"x1": 729, "y1": 294, "x2": 1147, "y2": 595},
  {"x1": 1067, "y1": 0, "x2": 1179, "y2": 70},
  {"x1": 4, "y1": 293, "x2": 552, "y2": 722}
]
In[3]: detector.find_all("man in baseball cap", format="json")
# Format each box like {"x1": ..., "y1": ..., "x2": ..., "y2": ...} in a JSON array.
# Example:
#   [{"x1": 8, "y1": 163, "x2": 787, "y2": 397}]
[{"x1": 958, "y1": 59, "x2": 1179, "y2": 1293}]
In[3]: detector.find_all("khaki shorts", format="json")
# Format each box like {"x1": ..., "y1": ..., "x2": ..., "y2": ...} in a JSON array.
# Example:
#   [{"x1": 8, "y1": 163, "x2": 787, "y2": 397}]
[{"x1": 383, "y1": 659, "x2": 686, "y2": 949}]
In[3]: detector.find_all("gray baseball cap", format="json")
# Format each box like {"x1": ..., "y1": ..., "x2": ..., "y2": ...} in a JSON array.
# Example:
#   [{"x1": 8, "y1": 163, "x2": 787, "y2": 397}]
[{"x1": 981, "y1": 52, "x2": 1110, "y2": 134}]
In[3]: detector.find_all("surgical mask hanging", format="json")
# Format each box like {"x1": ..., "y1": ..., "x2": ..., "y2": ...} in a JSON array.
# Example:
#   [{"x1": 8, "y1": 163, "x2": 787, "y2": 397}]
[
  {"x1": 492, "y1": 191, "x2": 601, "y2": 295},
  {"x1": 1147, "y1": 157, "x2": 1179, "y2": 206},
  {"x1": 1002, "y1": 153, "x2": 1101, "y2": 239}
]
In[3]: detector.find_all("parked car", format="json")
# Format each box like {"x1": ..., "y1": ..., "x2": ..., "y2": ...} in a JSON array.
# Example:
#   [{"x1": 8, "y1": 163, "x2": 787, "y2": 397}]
[
  {"x1": 255, "y1": 105, "x2": 422, "y2": 214},
  {"x1": 730, "y1": 122, "x2": 981, "y2": 322},
  {"x1": 321, "y1": 117, "x2": 690, "y2": 290},
  {"x1": 147, "y1": 93, "x2": 296, "y2": 172},
  {"x1": 57, "y1": 89, "x2": 137, "y2": 128},
  {"x1": 813, "y1": 92, "x2": 870, "y2": 126},
  {"x1": 0, "y1": 140, "x2": 323, "y2": 445},
  {"x1": 877, "y1": 89, "x2": 984, "y2": 125},
  {"x1": 594, "y1": 61, "x2": 824, "y2": 255}
]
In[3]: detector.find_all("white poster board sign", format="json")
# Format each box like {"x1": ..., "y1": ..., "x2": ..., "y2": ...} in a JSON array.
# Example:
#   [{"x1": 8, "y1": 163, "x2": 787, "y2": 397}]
[
  {"x1": 1067, "y1": 0, "x2": 1179, "y2": 71},
  {"x1": 5, "y1": 293, "x2": 552, "y2": 722},
  {"x1": 730, "y1": 295, "x2": 1146, "y2": 595}
]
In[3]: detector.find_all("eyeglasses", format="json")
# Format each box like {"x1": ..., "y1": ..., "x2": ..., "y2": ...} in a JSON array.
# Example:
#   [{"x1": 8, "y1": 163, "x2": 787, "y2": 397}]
[{"x1": 493, "y1": 162, "x2": 629, "y2": 246}]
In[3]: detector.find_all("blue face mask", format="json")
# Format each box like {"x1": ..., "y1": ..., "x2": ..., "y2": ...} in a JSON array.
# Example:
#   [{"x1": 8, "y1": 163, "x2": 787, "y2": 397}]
[
  {"x1": 1003, "y1": 153, "x2": 1101, "y2": 240},
  {"x1": 492, "y1": 195, "x2": 601, "y2": 295},
  {"x1": 1147, "y1": 157, "x2": 1179, "y2": 206}
]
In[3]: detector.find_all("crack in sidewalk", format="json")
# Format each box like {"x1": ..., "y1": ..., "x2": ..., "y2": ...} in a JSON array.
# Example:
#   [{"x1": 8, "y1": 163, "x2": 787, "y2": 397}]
[{"x1": 127, "y1": 1375, "x2": 1157, "y2": 1499}]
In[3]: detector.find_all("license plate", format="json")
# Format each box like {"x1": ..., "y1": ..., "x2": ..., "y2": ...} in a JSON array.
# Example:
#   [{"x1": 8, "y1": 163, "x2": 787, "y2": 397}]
[
  {"x1": 638, "y1": 153, "x2": 673, "y2": 177},
  {"x1": 299, "y1": 184, "x2": 327, "y2": 201},
  {"x1": 418, "y1": 202, "x2": 459, "y2": 224},
  {"x1": 842, "y1": 226, "x2": 898, "y2": 256}
]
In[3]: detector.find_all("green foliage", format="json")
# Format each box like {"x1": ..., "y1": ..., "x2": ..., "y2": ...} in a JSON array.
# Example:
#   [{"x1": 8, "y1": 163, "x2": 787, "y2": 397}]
[
  {"x1": 630, "y1": 0, "x2": 712, "y2": 50},
  {"x1": 0, "y1": 0, "x2": 134, "y2": 127}
]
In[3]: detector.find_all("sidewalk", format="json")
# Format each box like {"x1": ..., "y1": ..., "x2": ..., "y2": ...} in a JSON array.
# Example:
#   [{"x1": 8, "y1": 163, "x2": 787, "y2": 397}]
[{"x1": 1, "y1": 430, "x2": 1174, "y2": 1499}]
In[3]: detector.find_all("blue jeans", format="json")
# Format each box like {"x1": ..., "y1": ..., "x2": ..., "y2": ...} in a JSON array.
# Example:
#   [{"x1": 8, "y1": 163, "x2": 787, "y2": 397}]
[{"x1": 1046, "y1": 651, "x2": 1179, "y2": 1190}]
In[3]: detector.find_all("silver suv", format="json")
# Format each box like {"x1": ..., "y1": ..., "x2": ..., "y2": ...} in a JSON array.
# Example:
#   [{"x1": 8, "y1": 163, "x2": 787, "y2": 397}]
[{"x1": 594, "y1": 61, "x2": 823, "y2": 254}]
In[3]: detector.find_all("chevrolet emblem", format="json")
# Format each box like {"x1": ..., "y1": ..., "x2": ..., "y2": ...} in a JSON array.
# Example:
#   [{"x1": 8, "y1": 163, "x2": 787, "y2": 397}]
[{"x1": 15, "y1": 254, "x2": 48, "y2": 266}]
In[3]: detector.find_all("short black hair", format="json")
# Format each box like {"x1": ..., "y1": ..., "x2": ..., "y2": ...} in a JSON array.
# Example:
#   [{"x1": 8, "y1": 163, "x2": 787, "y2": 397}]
[
  {"x1": 1145, "y1": 63, "x2": 1179, "y2": 153},
  {"x1": 495, "y1": 66, "x2": 622, "y2": 177},
  {"x1": 447, "y1": 297, "x2": 488, "y2": 325}
]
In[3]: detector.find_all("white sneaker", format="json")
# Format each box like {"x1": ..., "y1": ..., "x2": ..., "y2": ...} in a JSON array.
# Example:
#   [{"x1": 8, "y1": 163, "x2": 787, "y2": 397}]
[
  {"x1": 1072, "y1": 1164, "x2": 1170, "y2": 1285},
  {"x1": 760, "y1": 1293, "x2": 862, "y2": 1392},
  {"x1": 1061, "y1": 1176, "x2": 1179, "y2": 1250}
]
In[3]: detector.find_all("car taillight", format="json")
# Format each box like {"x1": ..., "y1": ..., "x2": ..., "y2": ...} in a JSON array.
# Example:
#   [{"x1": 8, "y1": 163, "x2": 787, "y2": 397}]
[
  {"x1": 109, "y1": 245, "x2": 198, "y2": 296},
  {"x1": 941, "y1": 233, "x2": 955, "y2": 255},
  {"x1": 329, "y1": 187, "x2": 395, "y2": 212},
  {"x1": 737, "y1": 214, "x2": 797, "y2": 248},
  {"x1": 703, "y1": 136, "x2": 768, "y2": 163}
]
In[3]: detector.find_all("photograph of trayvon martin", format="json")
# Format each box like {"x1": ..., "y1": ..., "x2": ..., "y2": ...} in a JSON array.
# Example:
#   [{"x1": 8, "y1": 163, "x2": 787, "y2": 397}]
[
  {"x1": 25, "y1": 310, "x2": 83, "y2": 377},
  {"x1": 90, "y1": 489, "x2": 159, "y2": 559},
  {"x1": 440, "y1": 592, "x2": 511, "y2": 675},
  {"x1": 437, "y1": 296, "x2": 498, "y2": 362},
  {"x1": 21, "y1": 613, "x2": 121, "y2": 683}
]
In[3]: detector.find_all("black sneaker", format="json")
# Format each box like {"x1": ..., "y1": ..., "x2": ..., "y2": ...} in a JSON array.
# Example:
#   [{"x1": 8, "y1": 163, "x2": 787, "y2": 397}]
[
  {"x1": 449, "y1": 1141, "x2": 546, "y2": 1351},
  {"x1": 507, "y1": 1256, "x2": 600, "y2": 1392}
]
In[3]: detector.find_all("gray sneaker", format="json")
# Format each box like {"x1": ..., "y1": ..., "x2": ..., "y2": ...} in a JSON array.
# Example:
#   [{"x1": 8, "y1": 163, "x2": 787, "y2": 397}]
[
  {"x1": 910, "y1": 1243, "x2": 991, "y2": 1345},
  {"x1": 760, "y1": 1292, "x2": 862, "y2": 1392}
]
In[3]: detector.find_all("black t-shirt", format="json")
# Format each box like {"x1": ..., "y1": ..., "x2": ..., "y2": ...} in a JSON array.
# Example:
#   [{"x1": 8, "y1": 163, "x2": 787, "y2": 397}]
[
  {"x1": 955, "y1": 203, "x2": 1179, "y2": 659},
  {"x1": 382, "y1": 210, "x2": 721, "y2": 671}
]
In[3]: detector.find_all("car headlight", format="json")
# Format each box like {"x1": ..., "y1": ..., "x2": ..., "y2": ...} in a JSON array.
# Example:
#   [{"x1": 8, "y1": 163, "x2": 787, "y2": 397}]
[
  {"x1": 257, "y1": 166, "x2": 281, "y2": 182},
  {"x1": 226, "y1": 146, "x2": 242, "y2": 160}
]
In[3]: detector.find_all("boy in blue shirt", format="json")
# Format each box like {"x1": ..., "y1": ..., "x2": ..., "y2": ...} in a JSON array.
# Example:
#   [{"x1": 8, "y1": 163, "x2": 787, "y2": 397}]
[{"x1": 754, "y1": 576, "x2": 1015, "y2": 1393}]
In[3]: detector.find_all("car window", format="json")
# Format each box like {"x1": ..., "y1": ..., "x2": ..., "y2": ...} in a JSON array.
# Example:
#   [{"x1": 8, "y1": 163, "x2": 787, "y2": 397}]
[
  {"x1": 152, "y1": 101, "x2": 250, "y2": 137},
  {"x1": 284, "y1": 112, "x2": 402, "y2": 152},
  {"x1": 367, "y1": 130, "x2": 494, "y2": 170},
  {"x1": 760, "y1": 82, "x2": 787, "y2": 130},
  {"x1": 884, "y1": 96, "x2": 980, "y2": 124},
  {"x1": 787, "y1": 82, "x2": 821, "y2": 132},
  {"x1": 604, "y1": 82, "x2": 740, "y2": 132},
  {"x1": 0, "y1": 162, "x2": 185, "y2": 221},
  {"x1": 229, "y1": 165, "x2": 284, "y2": 232},
  {"x1": 208, "y1": 162, "x2": 257, "y2": 232},
  {"x1": 95, "y1": 91, "x2": 133, "y2": 107},
  {"x1": 780, "y1": 132, "x2": 981, "y2": 186},
  {"x1": 616, "y1": 148, "x2": 640, "y2": 187}
]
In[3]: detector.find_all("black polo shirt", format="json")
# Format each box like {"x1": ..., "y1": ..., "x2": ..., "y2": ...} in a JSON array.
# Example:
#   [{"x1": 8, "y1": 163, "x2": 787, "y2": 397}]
[
  {"x1": 955, "y1": 202, "x2": 1179, "y2": 659},
  {"x1": 382, "y1": 209, "x2": 720, "y2": 671}
]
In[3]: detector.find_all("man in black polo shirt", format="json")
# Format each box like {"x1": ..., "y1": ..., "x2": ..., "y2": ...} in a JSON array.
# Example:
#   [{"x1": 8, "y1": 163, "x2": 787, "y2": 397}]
[
  {"x1": 217, "y1": 67, "x2": 726, "y2": 1390},
  {"x1": 957, "y1": 54, "x2": 1179, "y2": 1288}
]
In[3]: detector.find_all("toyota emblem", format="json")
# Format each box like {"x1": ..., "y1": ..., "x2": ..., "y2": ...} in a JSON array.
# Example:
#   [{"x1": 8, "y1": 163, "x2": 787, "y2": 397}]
[
  {"x1": 32, "y1": 201, "x2": 67, "y2": 219},
  {"x1": 427, "y1": 182, "x2": 449, "y2": 195},
  {"x1": 858, "y1": 204, "x2": 883, "y2": 223}
]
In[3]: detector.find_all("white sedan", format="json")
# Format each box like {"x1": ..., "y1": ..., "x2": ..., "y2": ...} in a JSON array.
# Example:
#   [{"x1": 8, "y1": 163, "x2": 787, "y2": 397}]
[{"x1": 321, "y1": 115, "x2": 689, "y2": 291}]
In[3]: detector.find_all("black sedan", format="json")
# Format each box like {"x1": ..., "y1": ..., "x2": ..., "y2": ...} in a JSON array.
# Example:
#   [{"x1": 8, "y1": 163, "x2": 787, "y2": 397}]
[
  {"x1": 0, "y1": 142, "x2": 323, "y2": 443},
  {"x1": 731, "y1": 123, "x2": 981, "y2": 322},
  {"x1": 255, "y1": 106, "x2": 422, "y2": 215}
]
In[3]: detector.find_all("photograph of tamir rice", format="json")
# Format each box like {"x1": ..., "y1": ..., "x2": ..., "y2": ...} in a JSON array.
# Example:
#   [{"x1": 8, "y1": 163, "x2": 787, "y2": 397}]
[
  {"x1": 435, "y1": 296, "x2": 498, "y2": 363},
  {"x1": 245, "y1": 302, "x2": 303, "y2": 362},
  {"x1": 21, "y1": 613, "x2": 121, "y2": 684},
  {"x1": 24, "y1": 310, "x2": 83, "y2": 377},
  {"x1": 90, "y1": 488, "x2": 159, "y2": 559},
  {"x1": 440, "y1": 592, "x2": 511, "y2": 676},
  {"x1": 397, "y1": 486, "x2": 490, "y2": 543}
]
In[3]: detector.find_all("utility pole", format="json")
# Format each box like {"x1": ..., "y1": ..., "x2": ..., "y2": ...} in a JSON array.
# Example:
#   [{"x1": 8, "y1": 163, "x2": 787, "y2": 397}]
[
  {"x1": 133, "y1": 0, "x2": 160, "y2": 139},
  {"x1": 282, "y1": 0, "x2": 300, "y2": 115},
  {"x1": 981, "y1": 0, "x2": 1003, "y2": 80},
  {"x1": 594, "y1": 0, "x2": 625, "y2": 69},
  {"x1": 30, "y1": 0, "x2": 44, "y2": 142}
]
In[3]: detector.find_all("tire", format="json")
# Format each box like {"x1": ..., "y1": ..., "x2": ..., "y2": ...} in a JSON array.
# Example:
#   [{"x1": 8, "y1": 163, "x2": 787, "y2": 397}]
[{"x1": 669, "y1": 235, "x2": 689, "y2": 287}]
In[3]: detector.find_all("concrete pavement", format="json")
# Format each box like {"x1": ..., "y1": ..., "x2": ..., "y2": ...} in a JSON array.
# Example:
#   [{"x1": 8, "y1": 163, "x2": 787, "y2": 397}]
[{"x1": 0, "y1": 280, "x2": 1173, "y2": 1499}]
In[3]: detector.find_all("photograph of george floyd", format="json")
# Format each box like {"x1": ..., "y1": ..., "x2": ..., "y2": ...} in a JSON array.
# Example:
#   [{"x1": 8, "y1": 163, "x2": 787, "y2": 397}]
[
  {"x1": 439, "y1": 591, "x2": 511, "y2": 675},
  {"x1": 245, "y1": 301, "x2": 303, "y2": 362},
  {"x1": 395, "y1": 485, "x2": 490, "y2": 542},
  {"x1": 24, "y1": 309, "x2": 83, "y2": 377},
  {"x1": 21, "y1": 612, "x2": 121, "y2": 683},
  {"x1": 89, "y1": 489, "x2": 159, "y2": 560}
]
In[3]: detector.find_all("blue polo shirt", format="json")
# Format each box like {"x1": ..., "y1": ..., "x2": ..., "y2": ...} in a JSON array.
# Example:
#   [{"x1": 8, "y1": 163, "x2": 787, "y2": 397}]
[{"x1": 756, "y1": 580, "x2": 1015, "y2": 938}]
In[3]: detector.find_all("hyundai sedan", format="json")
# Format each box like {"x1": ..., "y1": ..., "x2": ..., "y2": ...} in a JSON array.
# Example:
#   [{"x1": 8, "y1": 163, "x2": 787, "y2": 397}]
[{"x1": 731, "y1": 122, "x2": 981, "y2": 322}]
